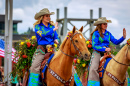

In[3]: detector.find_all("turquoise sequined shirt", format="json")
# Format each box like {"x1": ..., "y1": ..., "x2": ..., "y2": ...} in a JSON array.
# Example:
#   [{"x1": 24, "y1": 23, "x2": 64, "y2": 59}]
[
  {"x1": 35, "y1": 22, "x2": 59, "y2": 45},
  {"x1": 92, "y1": 30, "x2": 125, "y2": 52}
]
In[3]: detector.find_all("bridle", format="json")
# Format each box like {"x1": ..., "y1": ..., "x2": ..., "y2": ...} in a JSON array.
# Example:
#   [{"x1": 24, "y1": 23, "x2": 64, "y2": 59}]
[{"x1": 60, "y1": 32, "x2": 83, "y2": 58}]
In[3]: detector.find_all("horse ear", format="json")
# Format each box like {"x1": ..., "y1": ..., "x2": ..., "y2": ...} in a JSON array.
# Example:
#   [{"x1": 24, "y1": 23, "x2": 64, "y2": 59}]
[
  {"x1": 72, "y1": 26, "x2": 76, "y2": 33},
  {"x1": 79, "y1": 26, "x2": 83, "y2": 32}
]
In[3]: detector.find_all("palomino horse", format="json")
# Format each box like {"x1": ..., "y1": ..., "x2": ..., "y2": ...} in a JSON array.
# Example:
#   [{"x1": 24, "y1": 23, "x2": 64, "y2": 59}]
[
  {"x1": 102, "y1": 39, "x2": 130, "y2": 86},
  {"x1": 42, "y1": 26, "x2": 91, "y2": 86}
]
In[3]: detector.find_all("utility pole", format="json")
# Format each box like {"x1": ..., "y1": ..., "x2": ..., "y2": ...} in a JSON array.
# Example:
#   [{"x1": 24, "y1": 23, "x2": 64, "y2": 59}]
[{"x1": 4, "y1": 0, "x2": 13, "y2": 85}]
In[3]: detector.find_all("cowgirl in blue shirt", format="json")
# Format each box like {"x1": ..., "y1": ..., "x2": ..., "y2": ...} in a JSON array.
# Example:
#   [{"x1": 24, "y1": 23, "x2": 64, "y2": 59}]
[
  {"x1": 87, "y1": 17, "x2": 126, "y2": 86},
  {"x1": 28, "y1": 8, "x2": 59, "y2": 85}
]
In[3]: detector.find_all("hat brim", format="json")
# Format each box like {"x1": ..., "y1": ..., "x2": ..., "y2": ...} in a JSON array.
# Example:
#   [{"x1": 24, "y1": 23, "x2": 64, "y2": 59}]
[
  {"x1": 94, "y1": 20, "x2": 112, "y2": 26},
  {"x1": 34, "y1": 12, "x2": 55, "y2": 20}
]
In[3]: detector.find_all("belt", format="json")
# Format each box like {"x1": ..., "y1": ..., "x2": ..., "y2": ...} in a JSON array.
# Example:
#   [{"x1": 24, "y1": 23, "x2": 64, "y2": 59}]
[
  {"x1": 40, "y1": 45, "x2": 54, "y2": 49},
  {"x1": 37, "y1": 45, "x2": 46, "y2": 53},
  {"x1": 94, "y1": 50, "x2": 106, "y2": 57}
]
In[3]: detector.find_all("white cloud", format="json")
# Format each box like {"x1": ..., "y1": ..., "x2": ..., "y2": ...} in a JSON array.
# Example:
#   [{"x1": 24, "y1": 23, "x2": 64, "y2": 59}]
[
  {"x1": 1, "y1": 0, "x2": 130, "y2": 41},
  {"x1": 13, "y1": 8, "x2": 25, "y2": 19},
  {"x1": 0, "y1": 0, "x2": 2, "y2": 8},
  {"x1": 107, "y1": 17, "x2": 119, "y2": 28}
]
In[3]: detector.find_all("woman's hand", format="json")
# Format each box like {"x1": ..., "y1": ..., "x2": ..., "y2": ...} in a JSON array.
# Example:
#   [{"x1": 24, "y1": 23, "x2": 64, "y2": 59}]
[
  {"x1": 54, "y1": 39, "x2": 59, "y2": 44},
  {"x1": 53, "y1": 22, "x2": 59, "y2": 31},
  {"x1": 105, "y1": 48, "x2": 111, "y2": 52},
  {"x1": 123, "y1": 28, "x2": 126, "y2": 38}
]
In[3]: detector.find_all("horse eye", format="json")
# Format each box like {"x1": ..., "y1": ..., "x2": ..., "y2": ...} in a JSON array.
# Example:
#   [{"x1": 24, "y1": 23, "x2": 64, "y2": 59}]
[{"x1": 75, "y1": 40, "x2": 78, "y2": 43}]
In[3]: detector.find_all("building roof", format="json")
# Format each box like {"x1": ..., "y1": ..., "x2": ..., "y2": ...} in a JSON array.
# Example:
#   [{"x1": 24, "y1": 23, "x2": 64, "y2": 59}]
[
  {"x1": 0, "y1": 31, "x2": 35, "y2": 41},
  {"x1": 0, "y1": 14, "x2": 22, "y2": 23}
]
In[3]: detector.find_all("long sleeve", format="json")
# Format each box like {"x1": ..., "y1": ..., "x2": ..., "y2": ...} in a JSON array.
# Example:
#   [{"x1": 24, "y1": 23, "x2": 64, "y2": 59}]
[
  {"x1": 54, "y1": 31, "x2": 59, "y2": 40},
  {"x1": 110, "y1": 33, "x2": 125, "y2": 45}
]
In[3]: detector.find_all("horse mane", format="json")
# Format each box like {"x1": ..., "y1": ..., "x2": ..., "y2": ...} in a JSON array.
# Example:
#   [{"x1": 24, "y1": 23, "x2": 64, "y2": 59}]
[
  {"x1": 51, "y1": 32, "x2": 70, "y2": 62},
  {"x1": 59, "y1": 36, "x2": 68, "y2": 50},
  {"x1": 60, "y1": 30, "x2": 82, "y2": 50}
]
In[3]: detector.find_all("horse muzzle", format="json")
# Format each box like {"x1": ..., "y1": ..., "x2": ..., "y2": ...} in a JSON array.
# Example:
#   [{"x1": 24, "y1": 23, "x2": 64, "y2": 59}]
[{"x1": 82, "y1": 52, "x2": 91, "y2": 61}]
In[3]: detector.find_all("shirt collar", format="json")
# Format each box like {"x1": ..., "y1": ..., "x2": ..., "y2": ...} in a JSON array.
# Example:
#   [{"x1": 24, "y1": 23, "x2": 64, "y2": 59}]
[
  {"x1": 39, "y1": 22, "x2": 50, "y2": 28},
  {"x1": 103, "y1": 30, "x2": 108, "y2": 35}
]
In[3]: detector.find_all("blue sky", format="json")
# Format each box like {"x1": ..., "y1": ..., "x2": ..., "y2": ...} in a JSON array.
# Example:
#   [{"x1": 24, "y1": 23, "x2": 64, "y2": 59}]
[{"x1": 0, "y1": 0, "x2": 130, "y2": 43}]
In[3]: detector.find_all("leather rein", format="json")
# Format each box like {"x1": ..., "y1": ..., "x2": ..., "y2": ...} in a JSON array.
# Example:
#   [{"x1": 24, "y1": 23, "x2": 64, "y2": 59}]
[{"x1": 111, "y1": 46, "x2": 130, "y2": 66}]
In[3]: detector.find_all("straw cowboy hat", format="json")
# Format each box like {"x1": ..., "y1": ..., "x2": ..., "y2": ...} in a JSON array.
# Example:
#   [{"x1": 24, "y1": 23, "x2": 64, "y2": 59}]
[
  {"x1": 34, "y1": 8, "x2": 55, "y2": 20},
  {"x1": 94, "y1": 17, "x2": 112, "y2": 26}
]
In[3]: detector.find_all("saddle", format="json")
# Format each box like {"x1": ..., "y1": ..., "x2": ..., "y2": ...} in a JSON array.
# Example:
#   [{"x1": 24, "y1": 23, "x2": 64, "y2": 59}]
[
  {"x1": 22, "y1": 45, "x2": 54, "y2": 86},
  {"x1": 98, "y1": 53, "x2": 112, "y2": 78}
]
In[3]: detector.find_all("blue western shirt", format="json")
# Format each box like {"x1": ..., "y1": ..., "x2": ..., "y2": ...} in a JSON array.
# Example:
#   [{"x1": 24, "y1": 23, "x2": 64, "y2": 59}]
[
  {"x1": 92, "y1": 30, "x2": 125, "y2": 52},
  {"x1": 35, "y1": 22, "x2": 59, "y2": 45}
]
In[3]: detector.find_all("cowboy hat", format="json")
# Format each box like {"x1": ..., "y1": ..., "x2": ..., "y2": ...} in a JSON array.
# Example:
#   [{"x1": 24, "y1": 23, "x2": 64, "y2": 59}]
[
  {"x1": 34, "y1": 8, "x2": 55, "y2": 20},
  {"x1": 93, "y1": 17, "x2": 112, "y2": 26}
]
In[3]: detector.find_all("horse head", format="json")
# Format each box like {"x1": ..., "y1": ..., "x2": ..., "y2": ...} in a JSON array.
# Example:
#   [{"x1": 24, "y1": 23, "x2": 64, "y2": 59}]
[{"x1": 60, "y1": 26, "x2": 91, "y2": 61}]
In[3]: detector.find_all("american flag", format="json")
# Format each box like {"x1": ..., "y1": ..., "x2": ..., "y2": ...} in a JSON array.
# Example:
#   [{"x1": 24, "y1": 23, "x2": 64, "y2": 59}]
[{"x1": 0, "y1": 39, "x2": 17, "y2": 62}]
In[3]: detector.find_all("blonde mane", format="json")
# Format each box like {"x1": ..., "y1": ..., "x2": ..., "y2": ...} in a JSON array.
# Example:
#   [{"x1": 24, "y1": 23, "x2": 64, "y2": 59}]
[{"x1": 60, "y1": 30, "x2": 82, "y2": 50}]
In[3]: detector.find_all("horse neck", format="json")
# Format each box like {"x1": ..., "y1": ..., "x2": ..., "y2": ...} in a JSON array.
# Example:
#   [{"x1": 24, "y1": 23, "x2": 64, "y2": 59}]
[
  {"x1": 60, "y1": 47, "x2": 74, "y2": 73},
  {"x1": 56, "y1": 42, "x2": 74, "y2": 78},
  {"x1": 111, "y1": 45, "x2": 129, "y2": 78}
]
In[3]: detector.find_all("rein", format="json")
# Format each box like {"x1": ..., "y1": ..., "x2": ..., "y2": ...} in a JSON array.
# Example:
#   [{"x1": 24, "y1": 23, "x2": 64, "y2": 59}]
[
  {"x1": 112, "y1": 45, "x2": 130, "y2": 66},
  {"x1": 60, "y1": 32, "x2": 83, "y2": 58},
  {"x1": 112, "y1": 56, "x2": 130, "y2": 66}
]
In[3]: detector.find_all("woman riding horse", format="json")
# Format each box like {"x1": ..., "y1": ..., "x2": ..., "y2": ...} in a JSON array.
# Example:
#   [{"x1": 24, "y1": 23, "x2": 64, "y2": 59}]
[
  {"x1": 28, "y1": 8, "x2": 59, "y2": 85},
  {"x1": 87, "y1": 17, "x2": 126, "y2": 86}
]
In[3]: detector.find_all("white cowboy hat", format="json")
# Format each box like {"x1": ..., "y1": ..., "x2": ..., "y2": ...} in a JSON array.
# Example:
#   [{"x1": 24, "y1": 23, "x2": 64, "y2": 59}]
[
  {"x1": 34, "y1": 8, "x2": 55, "y2": 20},
  {"x1": 94, "y1": 17, "x2": 112, "y2": 26}
]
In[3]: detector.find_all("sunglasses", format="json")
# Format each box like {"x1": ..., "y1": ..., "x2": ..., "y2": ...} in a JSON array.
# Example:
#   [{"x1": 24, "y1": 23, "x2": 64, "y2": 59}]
[
  {"x1": 102, "y1": 23, "x2": 107, "y2": 25},
  {"x1": 45, "y1": 15, "x2": 50, "y2": 17}
]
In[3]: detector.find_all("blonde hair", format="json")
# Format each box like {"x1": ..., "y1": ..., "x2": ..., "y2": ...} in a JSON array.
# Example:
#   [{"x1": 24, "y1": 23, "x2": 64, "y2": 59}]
[
  {"x1": 33, "y1": 15, "x2": 55, "y2": 27},
  {"x1": 90, "y1": 24, "x2": 104, "y2": 40}
]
